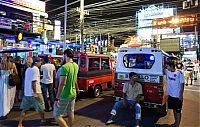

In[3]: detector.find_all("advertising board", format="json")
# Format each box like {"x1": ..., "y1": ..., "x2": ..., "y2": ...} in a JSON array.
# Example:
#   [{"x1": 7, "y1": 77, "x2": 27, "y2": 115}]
[
  {"x1": 136, "y1": 4, "x2": 177, "y2": 40},
  {"x1": 137, "y1": 4, "x2": 175, "y2": 28},
  {"x1": 160, "y1": 38, "x2": 180, "y2": 52},
  {"x1": 1, "y1": 0, "x2": 45, "y2": 12},
  {"x1": 152, "y1": 14, "x2": 197, "y2": 28}
]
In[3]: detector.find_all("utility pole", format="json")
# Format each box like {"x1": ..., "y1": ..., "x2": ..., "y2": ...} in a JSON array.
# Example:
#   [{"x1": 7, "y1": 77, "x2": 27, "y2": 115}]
[
  {"x1": 80, "y1": 0, "x2": 84, "y2": 51},
  {"x1": 63, "y1": 0, "x2": 67, "y2": 52},
  {"x1": 108, "y1": 33, "x2": 110, "y2": 47}
]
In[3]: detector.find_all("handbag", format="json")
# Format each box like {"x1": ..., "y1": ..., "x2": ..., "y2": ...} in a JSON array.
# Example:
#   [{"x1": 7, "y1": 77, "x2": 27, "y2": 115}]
[{"x1": 9, "y1": 73, "x2": 21, "y2": 86}]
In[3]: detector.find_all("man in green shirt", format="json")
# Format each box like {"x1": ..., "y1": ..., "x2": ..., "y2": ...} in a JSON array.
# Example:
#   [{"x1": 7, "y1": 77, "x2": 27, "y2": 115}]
[{"x1": 53, "y1": 49, "x2": 79, "y2": 127}]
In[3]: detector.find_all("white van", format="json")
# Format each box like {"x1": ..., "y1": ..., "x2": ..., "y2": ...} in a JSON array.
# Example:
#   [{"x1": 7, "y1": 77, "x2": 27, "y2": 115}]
[{"x1": 115, "y1": 47, "x2": 170, "y2": 115}]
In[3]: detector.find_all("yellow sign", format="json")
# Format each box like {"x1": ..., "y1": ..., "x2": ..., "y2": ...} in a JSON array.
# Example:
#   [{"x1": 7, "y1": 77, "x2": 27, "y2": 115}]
[
  {"x1": 18, "y1": 33, "x2": 23, "y2": 41},
  {"x1": 152, "y1": 14, "x2": 197, "y2": 28},
  {"x1": 37, "y1": 27, "x2": 43, "y2": 33}
]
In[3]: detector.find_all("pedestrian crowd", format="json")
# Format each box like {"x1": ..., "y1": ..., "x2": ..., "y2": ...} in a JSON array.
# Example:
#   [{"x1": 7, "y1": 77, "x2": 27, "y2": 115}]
[
  {"x1": 182, "y1": 59, "x2": 199, "y2": 85},
  {"x1": 0, "y1": 50, "x2": 199, "y2": 127},
  {"x1": 0, "y1": 49, "x2": 79, "y2": 127}
]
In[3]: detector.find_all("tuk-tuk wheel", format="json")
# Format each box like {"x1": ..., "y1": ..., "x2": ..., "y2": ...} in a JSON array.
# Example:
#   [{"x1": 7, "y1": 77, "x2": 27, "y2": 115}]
[{"x1": 93, "y1": 86, "x2": 101, "y2": 97}]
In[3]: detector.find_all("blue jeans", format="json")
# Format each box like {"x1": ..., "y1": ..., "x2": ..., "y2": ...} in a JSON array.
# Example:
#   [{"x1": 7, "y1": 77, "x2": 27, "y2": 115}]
[
  {"x1": 110, "y1": 99, "x2": 141, "y2": 120},
  {"x1": 41, "y1": 83, "x2": 55, "y2": 110},
  {"x1": 194, "y1": 71, "x2": 198, "y2": 80}
]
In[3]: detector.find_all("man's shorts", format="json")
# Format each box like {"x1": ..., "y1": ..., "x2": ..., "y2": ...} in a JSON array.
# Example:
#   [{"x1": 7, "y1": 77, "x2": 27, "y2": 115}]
[
  {"x1": 185, "y1": 71, "x2": 193, "y2": 78},
  {"x1": 168, "y1": 96, "x2": 182, "y2": 113},
  {"x1": 53, "y1": 97, "x2": 76, "y2": 117},
  {"x1": 20, "y1": 93, "x2": 45, "y2": 112}
]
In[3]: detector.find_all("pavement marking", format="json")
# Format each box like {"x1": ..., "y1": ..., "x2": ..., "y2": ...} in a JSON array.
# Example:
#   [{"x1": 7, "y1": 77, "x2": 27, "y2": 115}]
[{"x1": 184, "y1": 88, "x2": 200, "y2": 93}]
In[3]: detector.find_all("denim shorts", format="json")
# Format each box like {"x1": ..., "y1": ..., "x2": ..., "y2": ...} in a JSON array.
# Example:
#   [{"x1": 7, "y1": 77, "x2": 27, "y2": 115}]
[
  {"x1": 20, "y1": 93, "x2": 45, "y2": 112},
  {"x1": 53, "y1": 97, "x2": 76, "y2": 117}
]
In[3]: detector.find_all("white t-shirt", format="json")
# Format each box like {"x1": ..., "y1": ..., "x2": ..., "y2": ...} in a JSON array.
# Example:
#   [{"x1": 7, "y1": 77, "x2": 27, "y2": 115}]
[
  {"x1": 24, "y1": 66, "x2": 42, "y2": 96},
  {"x1": 194, "y1": 63, "x2": 199, "y2": 72},
  {"x1": 123, "y1": 82, "x2": 143, "y2": 101},
  {"x1": 41, "y1": 63, "x2": 55, "y2": 84},
  {"x1": 166, "y1": 70, "x2": 185, "y2": 98}
]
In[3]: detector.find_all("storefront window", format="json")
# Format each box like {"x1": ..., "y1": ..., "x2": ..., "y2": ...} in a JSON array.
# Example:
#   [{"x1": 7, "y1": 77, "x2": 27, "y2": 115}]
[{"x1": 123, "y1": 54, "x2": 155, "y2": 69}]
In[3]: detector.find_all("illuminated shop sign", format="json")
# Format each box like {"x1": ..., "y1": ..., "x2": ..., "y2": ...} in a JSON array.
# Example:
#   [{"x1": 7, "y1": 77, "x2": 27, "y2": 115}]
[
  {"x1": 152, "y1": 14, "x2": 197, "y2": 28},
  {"x1": 136, "y1": 4, "x2": 176, "y2": 28},
  {"x1": 136, "y1": 4, "x2": 177, "y2": 41},
  {"x1": 54, "y1": 20, "x2": 61, "y2": 40},
  {"x1": 3, "y1": 0, "x2": 45, "y2": 12}
]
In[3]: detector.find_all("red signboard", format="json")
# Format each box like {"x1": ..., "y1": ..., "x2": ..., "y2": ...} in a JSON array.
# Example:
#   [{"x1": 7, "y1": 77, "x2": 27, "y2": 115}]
[{"x1": 152, "y1": 14, "x2": 197, "y2": 28}]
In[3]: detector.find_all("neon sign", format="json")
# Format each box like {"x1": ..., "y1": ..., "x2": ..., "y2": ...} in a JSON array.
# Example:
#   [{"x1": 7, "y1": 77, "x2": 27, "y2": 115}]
[
  {"x1": 4, "y1": 0, "x2": 45, "y2": 12},
  {"x1": 152, "y1": 14, "x2": 197, "y2": 28},
  {"x1": 136, "y1": 4, "x2": 177, "y2": 40}
]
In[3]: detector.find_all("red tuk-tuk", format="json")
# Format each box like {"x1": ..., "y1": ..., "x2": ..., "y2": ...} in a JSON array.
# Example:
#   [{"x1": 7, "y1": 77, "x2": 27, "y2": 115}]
[{"x1": 74, "y1": 52, "x2": 115, "y2": 97}]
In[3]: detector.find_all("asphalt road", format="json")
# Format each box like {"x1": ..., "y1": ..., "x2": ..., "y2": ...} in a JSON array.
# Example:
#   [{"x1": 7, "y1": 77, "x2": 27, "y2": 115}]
[{"x1": 0, "y1": 82, "x2": 199, "y2": 127}]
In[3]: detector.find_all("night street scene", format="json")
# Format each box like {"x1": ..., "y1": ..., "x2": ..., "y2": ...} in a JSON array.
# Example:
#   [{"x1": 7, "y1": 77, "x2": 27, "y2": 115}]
[{"x1": 0, "y1": 0, "x2": 199, "y2": 127}]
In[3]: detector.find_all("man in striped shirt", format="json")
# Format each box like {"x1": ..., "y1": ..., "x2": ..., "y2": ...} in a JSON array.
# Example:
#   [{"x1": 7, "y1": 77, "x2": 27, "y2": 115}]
[{"x1": 185, "y1": 59, "x2": 194, "y2": 86}]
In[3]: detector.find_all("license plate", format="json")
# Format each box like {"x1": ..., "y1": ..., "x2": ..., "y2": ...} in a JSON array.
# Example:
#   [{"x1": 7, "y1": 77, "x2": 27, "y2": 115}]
[{"x1": 138, "y1": 75, "x2": 160, "y2": 83}]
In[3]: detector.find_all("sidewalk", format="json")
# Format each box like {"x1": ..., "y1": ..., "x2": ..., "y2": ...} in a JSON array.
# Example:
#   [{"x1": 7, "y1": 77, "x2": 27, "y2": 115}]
[{"x1": 185, "y1": 73, "x2": 200, "y2": 86}]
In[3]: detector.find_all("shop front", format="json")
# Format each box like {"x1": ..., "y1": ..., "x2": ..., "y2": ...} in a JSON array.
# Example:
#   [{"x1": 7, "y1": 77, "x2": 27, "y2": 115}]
[
  {"x1": 0, "y1": 0, "x2": 50, "y2": 57},
  {"x1": 152, "y1": 14, "x2": 198, "y2": 60}
]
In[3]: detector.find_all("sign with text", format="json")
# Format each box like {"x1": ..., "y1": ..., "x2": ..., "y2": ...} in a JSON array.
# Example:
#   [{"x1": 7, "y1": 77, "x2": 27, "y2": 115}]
[
  {"x1": 152, "y1": 14, "x2": 197, "y2": 28},
  {"x1": 2, "y1": 0, "x2": 45, "y2": 12},
  {"x1": 136, "y1": 4, "x2": 176, "y2": 40},
  {"x1": 160, "y1": 38, "x2": 180, "y2": 52},
  {"x1": 137, "y1": 4, "x2": 175, "y2": 28}
]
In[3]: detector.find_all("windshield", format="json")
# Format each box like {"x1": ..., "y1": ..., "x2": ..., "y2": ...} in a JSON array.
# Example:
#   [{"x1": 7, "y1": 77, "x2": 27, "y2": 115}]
[{"x1": 123, "y1": 54, "x2": 155, "y2": 69}]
